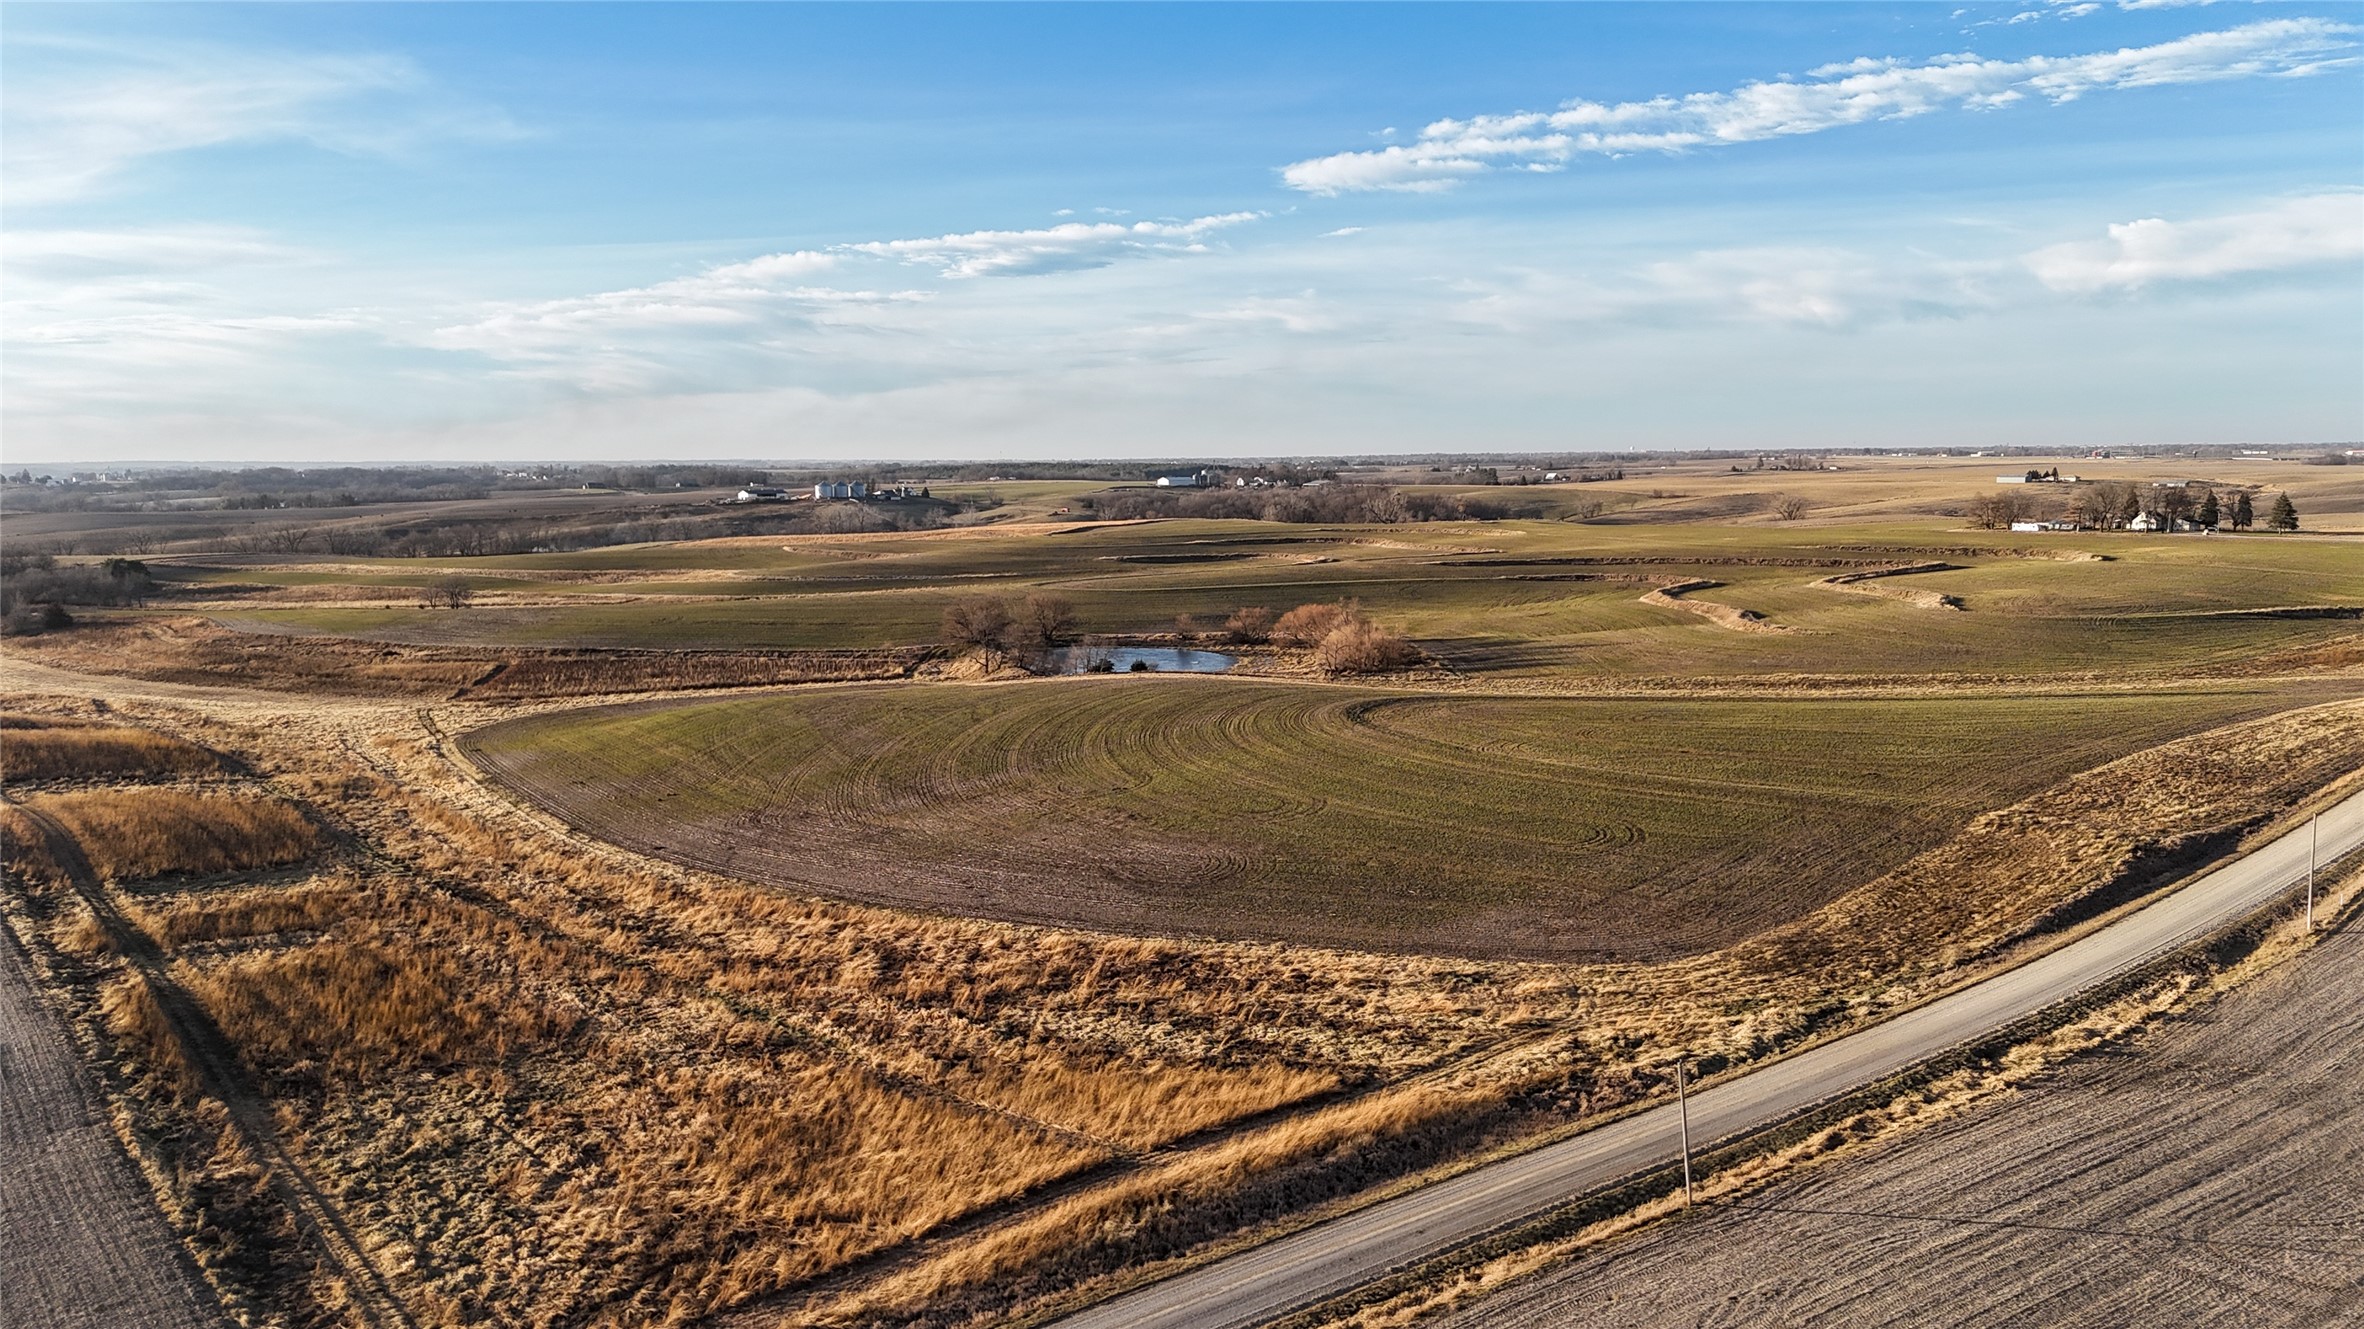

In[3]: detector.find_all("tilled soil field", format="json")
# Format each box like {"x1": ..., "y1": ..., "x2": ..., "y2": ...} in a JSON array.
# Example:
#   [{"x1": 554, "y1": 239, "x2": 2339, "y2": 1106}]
[
  {"x1": 0, "y1": 929, "x2": 220, "y2": 1329},
  {"x1": 1442, "y1": 925, "x2": 2364, "y2": 1329}
]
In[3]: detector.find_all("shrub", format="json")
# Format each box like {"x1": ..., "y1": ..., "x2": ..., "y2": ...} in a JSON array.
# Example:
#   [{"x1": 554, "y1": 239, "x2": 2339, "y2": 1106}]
[
  {"x1": 1224, "y1": 607, "x2": 1276, "y2": 644},
  {"x1": 1314, "y1": 619, "x2": 1421, "y2": 674},
  {"x1": 1272, "y1": 601, "x2": 1353, "y2": 648}
]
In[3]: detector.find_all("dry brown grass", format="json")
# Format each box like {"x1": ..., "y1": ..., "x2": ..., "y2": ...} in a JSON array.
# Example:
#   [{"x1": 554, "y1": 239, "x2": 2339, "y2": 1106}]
[
  {"x1": 2, "y1": 616, "x2": 920, "y2": 699},
  {"x1": 127, "y1": 875, "x2": 358, "y2": 947},
  {"x1": 958, "y1": 1059, "x2": 1343, "y2": 1151},
  {"x1": 1, "y1": 713, "x2": 220, "y2": 783},
  {"x1": 184, "y1": 940, "x2": 574, "y2": 1078},
  {"x1": 830, "y1": 1078, "x2": 1510, "y2": 1324},
  {"x1": 0, "y1": 803, "x2": 65, "y2": 883},
  {"x1": 99, "y1": 975, "x2": 201, "y2": 1096},
  {"x1": 20, "y1": 789, "x2": 320, "y2": 881}
]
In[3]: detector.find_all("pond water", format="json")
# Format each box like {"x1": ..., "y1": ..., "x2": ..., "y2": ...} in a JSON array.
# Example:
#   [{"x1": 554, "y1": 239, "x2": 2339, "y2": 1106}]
[{"x1": 1051, "y1": 645, "x2": 1238, "y2": 675}]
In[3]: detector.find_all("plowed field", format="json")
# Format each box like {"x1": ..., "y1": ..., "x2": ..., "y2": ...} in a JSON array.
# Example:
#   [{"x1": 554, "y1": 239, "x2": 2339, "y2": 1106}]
[{"x1": 463, "y1": 679, "x2": 2299, "y2": 959}]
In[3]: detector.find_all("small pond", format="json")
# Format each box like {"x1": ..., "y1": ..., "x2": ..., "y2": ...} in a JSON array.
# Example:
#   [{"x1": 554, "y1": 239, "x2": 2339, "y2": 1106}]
[{"x1": 1051, "y1": 645, "x2": 1238, "y2": 675}]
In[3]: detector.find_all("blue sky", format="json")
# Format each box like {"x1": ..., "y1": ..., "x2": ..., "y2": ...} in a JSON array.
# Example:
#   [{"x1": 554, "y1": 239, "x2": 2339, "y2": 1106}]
[{"x1": 4, "y1": 2, "x2": 2359, "y2": 464}]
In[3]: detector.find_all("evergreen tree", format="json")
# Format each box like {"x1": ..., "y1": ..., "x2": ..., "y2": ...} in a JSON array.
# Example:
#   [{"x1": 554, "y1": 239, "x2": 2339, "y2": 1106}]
[
  {"x1": 2266, "y1": 492, "x2": 2299, "y2": 531},
  {"x1": 2232, "y1": 491, "x2": 2254, "y2": 529},
  {"x1": 2195, "y1": 489, "x2": 2220, "y2": 527}
]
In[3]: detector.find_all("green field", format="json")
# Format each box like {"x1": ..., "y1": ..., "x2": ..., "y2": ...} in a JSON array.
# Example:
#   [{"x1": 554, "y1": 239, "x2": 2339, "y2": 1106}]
[
  {"x1": 463, "y1": 677, "x2": 2311, "y2": 960},
  {"x1": 184, "y1": 517, "x2": 2364, "y2": 680}
]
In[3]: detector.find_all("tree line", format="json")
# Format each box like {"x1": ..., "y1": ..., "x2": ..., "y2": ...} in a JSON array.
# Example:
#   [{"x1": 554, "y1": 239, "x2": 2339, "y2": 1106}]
[{"x1": 1967, "y1": 481, "x2": 2295, "y2": 532}]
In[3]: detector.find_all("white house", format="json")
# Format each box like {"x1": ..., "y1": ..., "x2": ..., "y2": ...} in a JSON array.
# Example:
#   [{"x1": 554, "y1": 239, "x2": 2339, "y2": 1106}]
[{"x1": 2127, "y1": 512, "x2": 2165, "y2": 532}]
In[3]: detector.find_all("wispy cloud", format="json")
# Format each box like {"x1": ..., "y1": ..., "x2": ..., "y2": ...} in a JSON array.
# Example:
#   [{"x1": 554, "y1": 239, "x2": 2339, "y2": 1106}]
[
  {"x1": 423, "y1": 212, "x2": 1268, "y2": 385},
  {"x1": 1280, "y1": 19, "x2": 2356, "y2": 194},
  {"x1": 846, "y1": 213, "x2": 1263, "y2": 278},
  {"x1": 1451, "y1": 246, "x2": 2005, "y2": 336},
  {"x1": 2026, "y1": 191, "x2": 2364, "y2": 291},
  {"x1": 1, "y1": 34, "x2": 521, "y2": 206}
]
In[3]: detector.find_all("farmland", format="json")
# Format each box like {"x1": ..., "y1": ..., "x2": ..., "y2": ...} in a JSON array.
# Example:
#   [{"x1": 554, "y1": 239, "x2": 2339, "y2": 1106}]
[
  {"x1": 120, "y1": 516, "x2": 2364, "y2": 682},
  {"x1": 4, "y1": 452, "x2": 2364, "y2": 1329},
  {"x1": 465, "y1": 681, "x2": 2322, "y2": 959}
]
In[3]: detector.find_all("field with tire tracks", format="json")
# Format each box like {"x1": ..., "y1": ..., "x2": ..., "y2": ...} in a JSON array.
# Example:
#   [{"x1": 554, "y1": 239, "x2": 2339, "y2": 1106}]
[{"x1": 465, "y1": 678, "x2": 2314, "y2": 959}]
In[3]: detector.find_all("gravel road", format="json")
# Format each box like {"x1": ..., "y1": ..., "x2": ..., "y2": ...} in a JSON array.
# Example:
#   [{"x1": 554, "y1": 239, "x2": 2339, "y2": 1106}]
[
  {"x1": 1445, "y1": 924, "x2": 2364, "y2": 1329},
  {"x1": 0, "y1": 929, "x2": 220, "y2": 1329}
]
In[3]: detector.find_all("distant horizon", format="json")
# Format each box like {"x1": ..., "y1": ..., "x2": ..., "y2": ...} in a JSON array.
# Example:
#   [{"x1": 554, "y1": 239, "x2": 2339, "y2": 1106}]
[
  {"x1": 17, "y1": 439, "x2": 2360, "y2": 478},
  {"x1": 6, "y1": 3, "x2": 2359, "y2": 463}
]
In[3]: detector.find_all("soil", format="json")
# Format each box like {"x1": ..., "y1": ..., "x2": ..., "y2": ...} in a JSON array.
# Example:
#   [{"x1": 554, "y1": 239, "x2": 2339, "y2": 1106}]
[
  {"x1": 1441, "y1": 925, "x2": 2364, "y2": 1328},
  {"x1": 0, "y1": 927, "x2": 221, "y2": 1329}
]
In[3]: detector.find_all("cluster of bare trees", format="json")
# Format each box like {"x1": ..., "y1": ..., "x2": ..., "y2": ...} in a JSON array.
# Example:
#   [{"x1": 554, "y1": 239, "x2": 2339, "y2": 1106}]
[
  {"x1": 940, "y1": 593, "x2": 1080, "y2": 655},
  {"x1": 0, "y1": 556, "x2": 155, "y2": 635}
]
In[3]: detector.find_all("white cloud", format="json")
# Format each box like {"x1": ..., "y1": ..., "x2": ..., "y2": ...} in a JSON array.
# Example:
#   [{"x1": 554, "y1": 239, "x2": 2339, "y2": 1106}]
[
  {"x1": 1280, "y1": 19, "x2": 2356, "y2": 194},
  {"x1": 1320, "y1": 227, "x2": 1366, "y2": 238},
  {"x1": 1, "y1": 34, "x2": 521, "y2": 206},
  {"x1": 2026, "y1": 191, "x2": 2364, "y2": 291},
  {"x1": 1451, "y1": 245, "x2": 2007, "y2": 336},
  {"x1": 425, "y1": 253, "x2": 927, "y2": 393},
  {"x1": 845, "y1": 213, "x2": 1263, "y2": 278}
]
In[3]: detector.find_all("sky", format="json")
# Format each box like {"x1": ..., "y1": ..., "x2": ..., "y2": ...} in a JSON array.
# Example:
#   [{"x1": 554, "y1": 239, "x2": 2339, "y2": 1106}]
[{"x1": 3, "y1": 1, "x2": 2360, "y2": 465}]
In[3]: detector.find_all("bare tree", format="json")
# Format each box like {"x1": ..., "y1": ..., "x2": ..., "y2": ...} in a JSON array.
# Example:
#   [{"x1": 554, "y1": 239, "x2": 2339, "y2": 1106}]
[
  {"x1": 1224, "y1": 606, "x2": 1276, "y2": 644},
  {"x1": 1009, "y1": 593, "x2": 1077, "y2": 650},
  {"x1": 1966, "y1": 491, "x2": 2031, "y2": 530},
  {"x1": 1772, "y1": 495, "x2": 1811, "y2": 522},
  {"x1": 941, "y1": 595, "x2": 1013, "y2": 648},
  {"x1": 2149, "y1": 484, "x2": 2195, "y2": 528},
  {"x1": 422, "y1": 575, "x2": 474, "y2": 609}
]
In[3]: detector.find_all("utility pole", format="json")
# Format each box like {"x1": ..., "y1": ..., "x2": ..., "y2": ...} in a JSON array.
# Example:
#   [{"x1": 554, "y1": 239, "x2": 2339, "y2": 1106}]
[
  {"x1": 2307, "y1": 814, "x2": 2318, "y2": 933},
  {"x1": 1676, "y1": 1054, "x2": 1694, "y2": 1208}
]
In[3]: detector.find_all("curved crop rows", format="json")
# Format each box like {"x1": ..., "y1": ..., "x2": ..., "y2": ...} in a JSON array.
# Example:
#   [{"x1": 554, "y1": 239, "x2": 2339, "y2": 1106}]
[{"x1": 464, "y1": 679, "x2": 2297, "y2": 961}]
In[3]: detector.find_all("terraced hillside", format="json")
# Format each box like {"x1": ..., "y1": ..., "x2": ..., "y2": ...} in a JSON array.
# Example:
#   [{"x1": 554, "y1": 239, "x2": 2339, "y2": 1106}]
[{"x1": 464, "y1": 679, "x2": 2304, "y2": 959}]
